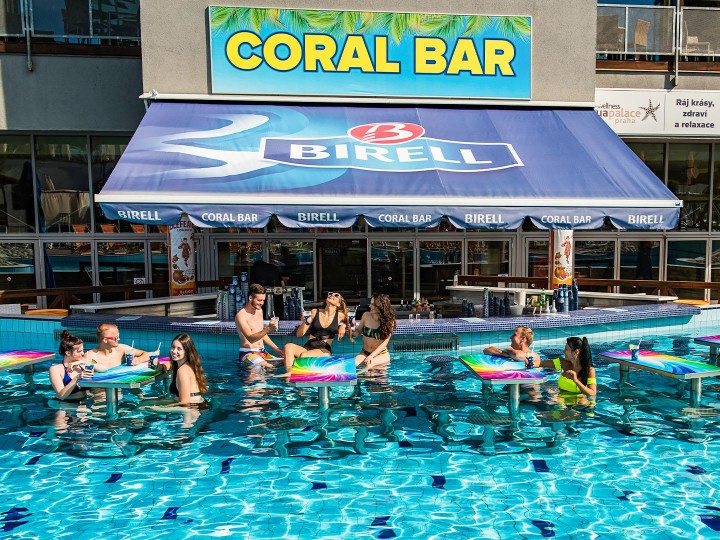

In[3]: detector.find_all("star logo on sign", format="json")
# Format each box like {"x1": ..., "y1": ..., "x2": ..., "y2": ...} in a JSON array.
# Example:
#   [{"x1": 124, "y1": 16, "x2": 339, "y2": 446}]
[{"x1": 639, "y1": 100, "x2": 660, "y2": 122}]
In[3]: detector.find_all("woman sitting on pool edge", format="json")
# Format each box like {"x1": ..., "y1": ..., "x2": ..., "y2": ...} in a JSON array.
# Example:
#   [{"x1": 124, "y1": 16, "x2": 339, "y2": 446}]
[
  {"x1": 281, "y1": 291, "x2": 349, "y2": 376},
  {"x1": 538, "y1": 336, "x2": 597, "y2": 397},
  {"x1": 158, "y1": 333, "x2": 208, "y2": 405},
  {"x1": 353, "y1": 293, "x2": 396, "y2": 370},
  {"x1": 49, "y1": 330, "x2": 92, "y2": 401}
]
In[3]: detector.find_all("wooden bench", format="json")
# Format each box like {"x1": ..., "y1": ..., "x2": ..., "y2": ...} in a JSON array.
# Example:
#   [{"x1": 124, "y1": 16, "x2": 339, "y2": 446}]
[{"x1": 598, "y1": 349, "x2": 720, "y2": 407}]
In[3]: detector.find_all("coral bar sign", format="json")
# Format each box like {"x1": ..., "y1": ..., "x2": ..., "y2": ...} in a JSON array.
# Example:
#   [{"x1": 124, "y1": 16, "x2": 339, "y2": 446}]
[{"x1": 209, "y1": 7, "x2": 531, "y2": 99}]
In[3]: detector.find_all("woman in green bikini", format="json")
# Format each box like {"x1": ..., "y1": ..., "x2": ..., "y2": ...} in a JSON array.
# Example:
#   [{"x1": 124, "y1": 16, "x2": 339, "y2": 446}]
[
  {"x1": 539, "y1": 336, "x2": 597, "y2": 397},
  {"x1": 353, "y1": 293, "x2": 395, "y2": 369}
]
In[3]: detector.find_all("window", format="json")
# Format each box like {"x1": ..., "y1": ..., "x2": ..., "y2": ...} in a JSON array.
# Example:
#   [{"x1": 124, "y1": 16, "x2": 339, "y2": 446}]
[
  {"x1": 0, "y1": 136, "x2": 35, "y2": 232},
  {"x1": 419, "y1": 240, "x2": 462, "y2": 300},
  {"x1": 667, "y1": 239, "x2": 706, "y2": 300},
  {"x1": 91, "y1": 136, "x2": 131, "y2": 232},
  {"x1": 0, "y1": 242, "x2": 35, "y2": 290},
  {"x1": 668, "y1": 143, "x2": 710, "y2": 231},
  {"x1": 619, "y1": 240, "x2": 660, "y2": 292}
]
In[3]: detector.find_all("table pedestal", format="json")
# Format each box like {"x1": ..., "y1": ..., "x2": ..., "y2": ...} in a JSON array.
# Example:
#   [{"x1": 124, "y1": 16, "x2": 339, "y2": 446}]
[
  {"x1": 508, "y1": 385, "x2": 520, "y2": 419},
  {"x1": 711, "y1": 346, "x2": 718, "y2": 365},
  {"x1": 318, "y1": 387, "x2": 330, "y2": 410},
  {"x1": 619, "y1": 365, "x2": 630, "y2": 385},
  {"x1": 690, "y1": 378, "x2": 702, "y2": 407},
  {"x1": 106, "y1": 389, "x2": 119, "y2": 418}
]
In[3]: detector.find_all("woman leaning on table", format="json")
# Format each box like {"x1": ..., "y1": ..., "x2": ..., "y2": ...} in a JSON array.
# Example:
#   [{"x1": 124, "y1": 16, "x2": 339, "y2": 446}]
[
  {"x1": 352, "y1": 293, "x2": 396, "y2": 369},
  {"x1": 539, "y1": 336, "x2": 597, "y2": 397},
  {"x1": 49, "y1": 330, "x2": 91, "y2": 401}
]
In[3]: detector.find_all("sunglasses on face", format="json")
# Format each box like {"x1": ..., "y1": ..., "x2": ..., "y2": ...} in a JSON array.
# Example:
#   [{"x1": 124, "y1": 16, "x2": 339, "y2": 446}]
[
  {"x1": 327, "y1": 292, "x2": 341, "y2": 298},
  {"x1": 104, "y1": 336, "x2": 120, "y2": 342}
]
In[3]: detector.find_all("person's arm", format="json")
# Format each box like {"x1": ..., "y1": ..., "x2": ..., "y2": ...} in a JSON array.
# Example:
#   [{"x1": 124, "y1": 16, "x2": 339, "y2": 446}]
[
  {"x1": 49, "y1": 362, "x2": 87, "y2": 400},
  {"x1": 352, "y1": 312, "x2": 367, "y2": 339},
  {"x1": 483, "y1": 346, "x2": 507, "y2": 357},
  {"x1": 337, "y1": 319, "x2": 347, "y2": 341},
  {"x1": 120, "y1": 344, "x2": 148, "y2": 365},
  {"x1": 296, "y1": 309, "x2": 315, "y2": 337},
  {"x1": 563, "y1": 367, "x2": 597, "y2": 397},
  {"x1": 539, "y1": 357, "x2": 561, "y2": 369},
  {"x1": 235, "y1": 311, "x2": 278, "y2": 343},
  {"x1": 262, "y1": 333, "x2": 283, "y2": 356}
]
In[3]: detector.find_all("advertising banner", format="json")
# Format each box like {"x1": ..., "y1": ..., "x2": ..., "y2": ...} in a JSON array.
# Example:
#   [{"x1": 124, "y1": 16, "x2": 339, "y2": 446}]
[
  {"x1": 209, "y1": 7, "x2": 531, "y2": 99},
  {"x1": 168, "y1": 216, "x2": 197, "y2": 296},
  {"x1": 595, "y1": 89, "x2": 720, "y2": 136},
  {"x1": 549, "y1": 229, "x2": 573, "y2": 287}
]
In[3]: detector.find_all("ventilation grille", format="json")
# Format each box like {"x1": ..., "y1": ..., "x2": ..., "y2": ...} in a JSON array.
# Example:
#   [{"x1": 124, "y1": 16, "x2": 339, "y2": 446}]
[
  {"x1": 389, "y1": 334, "x2": 458, "y2": 353},
  {"x1": 54, "y1": 329, "x2": 98, "y2": 344}
]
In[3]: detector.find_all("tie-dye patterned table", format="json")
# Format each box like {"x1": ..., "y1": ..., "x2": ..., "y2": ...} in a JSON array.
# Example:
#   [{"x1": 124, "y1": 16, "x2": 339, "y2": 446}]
[
  {"x1": 0, "y1": 350, "x2": 55, "y2": 372},
  {"x1": 83, "y1": 362, "x2": 169, "y2": 417},
  {"x1": 599, "y1": 349, "x2": 720, "y2": 406},
  {"x1": 693, "y1": 335, "x2": 720, "y2": 362},
  {"x1": 289, "y1": 355, "x2": 357, "y2": 410},
  {"x1": 459, "y1": 354, "x2": 547, "y2": 418}
]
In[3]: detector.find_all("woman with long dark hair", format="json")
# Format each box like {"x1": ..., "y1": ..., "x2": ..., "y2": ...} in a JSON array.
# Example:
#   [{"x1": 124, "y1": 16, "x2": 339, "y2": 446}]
[
  {"x1": 281, "y1": 291, "x2": 349, "y2": 375},
  {"x1": 353, "y1": 293, "x2": 396, "y2": 369},
  {"x1": 540, "y1": 336, "x2": 597, "y2": 396},
  {"x1": 161, "y1": 333, "x2": 208, "y2": 404},
  {"x1": 49, "y1": 330, "x2": 91, "y2": 400}
]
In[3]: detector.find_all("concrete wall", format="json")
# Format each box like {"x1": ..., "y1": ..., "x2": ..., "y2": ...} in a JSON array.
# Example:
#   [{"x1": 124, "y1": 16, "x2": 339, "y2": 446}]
[
  {"x1": 0, "y1": 55, "x2": 144, "y2": 131},
  {"x1": 140, "y1": 0, "x2": 598, "y2": 103}
]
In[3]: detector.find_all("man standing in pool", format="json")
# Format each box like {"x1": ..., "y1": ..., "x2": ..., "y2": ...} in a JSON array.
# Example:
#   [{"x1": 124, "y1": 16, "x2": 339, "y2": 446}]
[
  {"x1": 85, "y1": 322, "x2": 149, "y2": 370},
  {"x1": 235, "y1": 283, "x2": 283, "y2": 367},
  {"x1": 483, "y1": 326, "x2": 535, "y2": 366}
]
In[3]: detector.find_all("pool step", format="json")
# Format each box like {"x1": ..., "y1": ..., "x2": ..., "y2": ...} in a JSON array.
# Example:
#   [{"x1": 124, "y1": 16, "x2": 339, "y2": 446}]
[{"x1": 390, "y1": 334, "x2": 458, "y2": 352}]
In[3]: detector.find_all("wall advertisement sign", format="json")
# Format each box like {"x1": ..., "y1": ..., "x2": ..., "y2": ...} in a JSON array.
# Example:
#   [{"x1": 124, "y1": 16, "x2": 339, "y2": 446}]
[
  {"x1": 209, "y1": 7, "x2": 531, "y2": 99},
  {"x1": 168, "y1": 217, "x2": 197, "y2": 297},
  {"x1": 595, "y1": 89, "x2": 720, "y2": 136},
  {"x1": 549, "y1": 229, "x2": 573, "y2": 287}
]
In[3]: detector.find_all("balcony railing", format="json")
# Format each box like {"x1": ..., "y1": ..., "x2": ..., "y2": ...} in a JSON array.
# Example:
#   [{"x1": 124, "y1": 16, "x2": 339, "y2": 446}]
[
  {"x1": 598, "y1": 5, "x2": 720, "y2": 61},
  {"x1": 0, "y1": 0, "x2": 139, "y2": 43}
]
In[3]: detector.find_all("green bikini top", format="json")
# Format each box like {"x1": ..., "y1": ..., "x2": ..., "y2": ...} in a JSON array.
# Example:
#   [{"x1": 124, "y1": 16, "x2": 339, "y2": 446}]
[
  {"x1": 362, "y1": 325, "x2": 384, "y2": 339},
  {"x1": 552, "y1": 358, "x2": 596, "y2": 394}
]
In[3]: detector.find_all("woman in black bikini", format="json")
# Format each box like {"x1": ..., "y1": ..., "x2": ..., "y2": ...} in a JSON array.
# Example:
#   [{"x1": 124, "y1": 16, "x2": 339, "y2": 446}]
[
  {"x1": 353, "y1": 293, "x2": 395, "y2": 369},
  {"x1": 282, "y1": 291, "x2": 349, "y2": 375},
  {"x1": 160, "y1": 333, "x2": 208, "y2": 405}
]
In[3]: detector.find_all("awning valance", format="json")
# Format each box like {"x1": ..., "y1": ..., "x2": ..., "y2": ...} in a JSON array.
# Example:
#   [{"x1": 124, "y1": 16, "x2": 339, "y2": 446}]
[{"x1": 97, "y1": 102, "x2": 681, "y2": 230}]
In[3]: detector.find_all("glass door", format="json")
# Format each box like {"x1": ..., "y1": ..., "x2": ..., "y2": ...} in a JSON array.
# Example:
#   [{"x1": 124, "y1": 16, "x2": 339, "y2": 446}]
[
  {"x1": 317, "y1": 239, "x2": 367, "y2": 303},
  {"x1": 370, "y1": 240, "x2": 414, "y2": 302}
]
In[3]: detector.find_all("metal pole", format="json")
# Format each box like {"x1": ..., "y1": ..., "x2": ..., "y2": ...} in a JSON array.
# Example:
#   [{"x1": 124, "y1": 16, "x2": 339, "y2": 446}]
[
  {"x1": 318, "y1": 387, "x2": 330, "y2": 410},
  {"x1": 106, "y1": 389, "x2": 118, "y2": 417},
  {"x1": 508, "y1": 385, "x2": 520, "y2": 419},
  {"x1": 619, "y1": 365, "x2": 630, "y2": 385},
  {"x1": 690, "y1": 378, "x2": 702, "y2": 407}
]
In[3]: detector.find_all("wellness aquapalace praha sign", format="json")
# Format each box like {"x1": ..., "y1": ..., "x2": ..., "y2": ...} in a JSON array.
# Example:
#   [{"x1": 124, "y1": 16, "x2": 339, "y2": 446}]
[{"x1": 209, "y1": 7, "x2": 531, "y2": 99}]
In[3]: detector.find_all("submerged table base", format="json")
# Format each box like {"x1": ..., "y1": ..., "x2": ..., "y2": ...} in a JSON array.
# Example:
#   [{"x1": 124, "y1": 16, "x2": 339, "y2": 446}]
[{"x1": 83, "y1": 362, "x2": 168, "y2": 417}]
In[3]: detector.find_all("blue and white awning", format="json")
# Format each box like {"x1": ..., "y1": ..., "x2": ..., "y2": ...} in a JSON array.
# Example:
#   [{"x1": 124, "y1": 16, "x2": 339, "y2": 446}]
[{"x1": 97, "y1": 102, "x2": 681, "y2": 230}]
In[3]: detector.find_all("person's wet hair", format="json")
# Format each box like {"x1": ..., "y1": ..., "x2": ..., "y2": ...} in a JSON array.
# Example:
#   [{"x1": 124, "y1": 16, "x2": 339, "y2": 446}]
[
  {"x1": 59, "y1": 330, "x2": 83, "y2": 356},
  {"x1": 567, "y1": 336, "x2": 593, "y2": 384}
]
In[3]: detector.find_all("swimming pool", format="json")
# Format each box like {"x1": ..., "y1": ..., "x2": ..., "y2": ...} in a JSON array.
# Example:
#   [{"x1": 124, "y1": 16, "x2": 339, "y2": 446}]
[{"x1": 2, "y1": 331, "x2": 720, "y2": 539}]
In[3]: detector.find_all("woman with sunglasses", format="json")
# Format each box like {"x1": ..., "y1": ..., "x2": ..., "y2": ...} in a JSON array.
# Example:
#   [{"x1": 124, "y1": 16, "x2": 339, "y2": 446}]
[
  {"x1": 281, "y1": 291, "x2": 349, "y2": 376},
  {"x1": 353, "y1": 293, "x2": 395, "y2": 370}
]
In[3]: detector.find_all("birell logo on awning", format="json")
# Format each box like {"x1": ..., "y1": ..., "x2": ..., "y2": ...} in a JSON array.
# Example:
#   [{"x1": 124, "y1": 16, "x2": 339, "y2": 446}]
[
  {"x1": 209, "y1": 7, "x2": 531, "y2": 99},
  {"x1": 260, "y1": 122, "x2": 524, "y2": 173}
]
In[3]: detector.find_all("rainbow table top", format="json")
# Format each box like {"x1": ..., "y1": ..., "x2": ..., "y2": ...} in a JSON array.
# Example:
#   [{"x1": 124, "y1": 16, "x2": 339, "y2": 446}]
[
  {"x1": 0, "y1": 350, "x2": 55, "y2": 372},
  {"x1": 83, "y1": 362, "x2": 167, "y2": 389},
  {"x1": 693, "y1": 335, "x2": 720, "y2": 346},
  {"x1": 289, "y1": 355, "x2": 357, "y2": 388},
  {"x1": 599, "y1": 349, "x2": 720, "y2": 380},
  {"x1": 459, "y1": 354, "x2": 548, "y2": 385}
]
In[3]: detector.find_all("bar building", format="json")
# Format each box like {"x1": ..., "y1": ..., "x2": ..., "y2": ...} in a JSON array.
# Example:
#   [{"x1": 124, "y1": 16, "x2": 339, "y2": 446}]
[{"x1": 1, "y1": 1, "x2": 719, "y2": 305}]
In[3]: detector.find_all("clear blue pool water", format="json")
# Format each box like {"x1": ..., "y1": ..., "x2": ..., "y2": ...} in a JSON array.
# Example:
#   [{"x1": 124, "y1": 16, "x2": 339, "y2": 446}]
[{"x1": 2, "y1": 334, "x2": 720, "y2": 539}]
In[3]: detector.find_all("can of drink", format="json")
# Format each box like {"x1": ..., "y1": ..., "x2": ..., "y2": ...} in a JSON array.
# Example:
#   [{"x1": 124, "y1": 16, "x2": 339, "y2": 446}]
[
  {"x1": 148, "y1": 352, "x2": 159, "y2": 369},
  {"x1": 348, "y1": 312, "x2": 356, "y2": 328},
  {"x1": 83, "y1": 362, "x2": 95, "y2": 375},
  {"x1": 124, "y1": 351, "x2": 134, "y2": 366},
  {"x1": 629, "y1": 345, "x2": 639, "y2": 362}
]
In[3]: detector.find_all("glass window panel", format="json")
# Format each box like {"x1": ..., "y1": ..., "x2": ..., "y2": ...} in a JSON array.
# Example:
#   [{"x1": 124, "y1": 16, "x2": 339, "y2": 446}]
[
  {"x1": 467, "y1": 240, "x2": 510, "y2": 277},
  {"x1": 619, "y1": 240, "x2": 661, "y2": 292},
  {"x1": 269, "y1": 240, "x2": 315, "y2": 299},
  {"x1": 318, "y1": 239, "x2": 367, "y2": 303},
  {"x1": 527, "y1": 240, "x2": 549, "y2": 279},
  {"x1": 712, "y1": 240, "x2": 720, "y2": 302},
  {"x1": 625, "y1": 141, "x2": 665, "y2": 180},
  {"x1": 92, "y1": 0, "x2": 140, "y2": 39},
  {"x1": 0, "y1": 0, "x2": 24, "y2": 35},
  {"x1": 91, "y1": 136, "x2": 132, "y2": 232},
  {"x1": 150, "y1": 241, "x2": 168, "y2": 298},
  {"x1": 0, "y1": 135, "x2": 35, "y2": 232},
  {"x1": 713, "y1": 144, "x2": 720, "y2": 232},
  {"x1": 575, "y1": 240, "x2": 615, "y2": 291},
  {"x1": 419, "y1": 240, "x2": 462, "y2": 300},
  {"x1": 217, "y1": 241, "x2": 264, "y2": 281},
  {"x1": 668, "y1": 143, "x2": 710, "y2": 231},
  {"x1": 31, "y1": 0, "x2": 90, "y2": 39},
  {"x1": 97, "y1": 241, "x2": 146, "y2": 301},
  {"x1": 43, "y1": 242, "x2": 94, "y2": 304},
  {"x1": 667, "y1": 239, "x2": 707, "y2": 300},
  {"x1": 0, "y1": 243, "x2": 36, "y2": 290},
  {"x1": 370, "y1": 240, "x2": 413, "y2": 302},
  {"x1": 35, "y1": 136, "x2": 90, "y2": 233}
]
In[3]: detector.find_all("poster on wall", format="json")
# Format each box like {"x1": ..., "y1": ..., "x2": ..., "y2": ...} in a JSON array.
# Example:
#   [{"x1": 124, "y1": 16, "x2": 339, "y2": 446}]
[
  {"x1": 168, "y1": 216, "x2": 197, "y2": 296},
  {"x1": 209, "y1": 7, "x2": 532, "y2": 99},
  {"x1": 549, "y1": 229, "x2": 573, "y2": 287}
]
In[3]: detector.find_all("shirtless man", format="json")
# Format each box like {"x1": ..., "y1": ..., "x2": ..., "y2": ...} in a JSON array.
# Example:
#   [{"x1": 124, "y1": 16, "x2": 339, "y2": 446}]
[
  {"x1": 483, "y1": 325, "x2": 536, "y2": 367},
  {"x1": 85, "y1": 323, "x2": 149, "y2": 370},
  {"x1": 235, "y1": 283, "x2": 283, "y2": 367}
]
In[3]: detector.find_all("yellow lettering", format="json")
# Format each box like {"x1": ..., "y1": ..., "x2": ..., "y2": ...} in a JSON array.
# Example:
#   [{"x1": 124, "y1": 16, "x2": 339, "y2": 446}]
[
  {"x1": 337, "y1": 35, "x2": 374, "y2": 72},
  {"x1": 447, "y1": 38, "x2": 483, "y2": 75},
  {"x1": 304, "y1": 34, "x2": 337, "y2": 72},
  {"x1": 374, "y1": 36, "x2": 400, "y2": 73},
  {"x1": 263, "y1": 32, "x2": 302, "y2": 71},
  {"x1": 414, "y1": 37, "x2": 447, "y2": 74},
  {"x1": 225, "y1": 31, "x2": 262, "y2": 70},
  {"x1": 484, "y1": 39, "x2": 515, "y2": 76}
]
